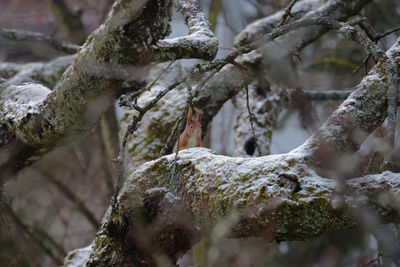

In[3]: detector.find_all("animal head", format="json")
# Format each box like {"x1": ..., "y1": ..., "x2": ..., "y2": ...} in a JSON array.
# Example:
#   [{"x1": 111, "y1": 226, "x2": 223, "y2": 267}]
[{"x1": 186, "y1": 107, "x2": 202, "y2": 135}]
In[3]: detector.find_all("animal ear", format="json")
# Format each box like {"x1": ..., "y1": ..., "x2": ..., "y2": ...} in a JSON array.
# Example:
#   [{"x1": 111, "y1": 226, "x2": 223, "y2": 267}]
[
  {"x1": 194, "y1": 107, "x2": 201, "y2": 121},
  {"x1": 187, "y1": 106, "x2": 193, "y2": 124}
]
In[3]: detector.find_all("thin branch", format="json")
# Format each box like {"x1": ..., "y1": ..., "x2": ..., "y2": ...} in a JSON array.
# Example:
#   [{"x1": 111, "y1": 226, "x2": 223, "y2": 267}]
[
  {"x1": 352, "y1": 24, "x2": 400, "y2": 76},
  {"x1": 44, "y1": 0, "x2": 85, "y2": 43},
  {"x1": 119, "y1": 61, "x2": 175, "y2": 108},
  {"x1": 0, "y1": 28, "x2": 79, "y2": 54},
  {"x1": 304, "y1": 89, "x2": 353, "y2": 100},
  {"x1": 4, "y1": 204, "x2": 65, "y2": 265},
  {"x1": 352, "y1": 54, "x2": 371, "y2": 76},
  {"x1": 99, "y1": 109, "x2": 119, "y2": 194},
  {"x1": 245, "y1": 82, "x2": 262, "y2": 156},
  {"x1": 159, "y1": 113, "x2": 186, "y2": 157},
  {"x1": 275, "y1": 0, "x2": 298, "y2": 29},
  {"x1": 374, "y1": 26, "x2": 400, "y2": 40},
  {"x1": 352, "y1": 21, "x2": 400, "y2": 76},
  {"x1": 170, "y1": 132, "x2": 181, "y2": 191},
  {"x1": 169, "y1": 75, "x2": 197, "y2": 190},
  {"x1": 106, "y1": 79, "x2": 183, "y2": 233},
  {"x1": 40, "y1": 170, "x2": 100, "y2": 230},
  {"x1": 234, "y1": 62, "x2": 262, "y2": 156}
]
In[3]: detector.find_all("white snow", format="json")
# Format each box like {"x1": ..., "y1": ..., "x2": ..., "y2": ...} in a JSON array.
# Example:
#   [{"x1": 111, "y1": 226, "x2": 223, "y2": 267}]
[
  {"x1": 64, "y1": 244, "x2": 93, "y2": 267},
  {"x1": 1, "y1": 82, "x2": 51, "y2": 123}
]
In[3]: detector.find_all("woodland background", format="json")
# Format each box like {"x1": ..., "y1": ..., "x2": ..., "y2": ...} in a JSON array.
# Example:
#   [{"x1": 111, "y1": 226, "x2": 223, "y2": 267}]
[{"x1": 0, "y1": 0, "x2": 400, "y2": 266}]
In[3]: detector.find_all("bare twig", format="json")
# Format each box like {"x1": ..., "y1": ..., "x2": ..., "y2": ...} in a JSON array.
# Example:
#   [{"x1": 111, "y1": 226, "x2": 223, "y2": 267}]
[
  {"x1": 4, "y1": 204, "x2": 65, "y2": 265},
  {"x1": 304, "y1": 89, "x2": 353, "y2": 100},
  {"x1": 234, "y1": 63, "x2": 262, "y2": 156},
  {"x1": 352, "y1": 54, "x2": 371, "y2": 77},
  {"x1": 170, "y1": 133, "x2": 181, "y2": 191},
  {"x1": 106, "y1": 80, "x2": 183, "y2": 233},
  {"x1": 0, "y1": 28, "x2": 79, "y2": 54},
  {"x1": 374, "y1": 26, "x2": 400, "y2": 41},
  {"x1": 245, "y1": 82, "x2": 262, "y2": 156},
  {"x1": 275, "y1": 0, "x2": 298, "y2": 29},
  {"x1": 352, "y1": 24, "x2": 400, "y2": 76},
  {"x1": 99, "y1": 109, "x2": 119, "y2": 194},
  {"x1": 159, "y1": 113, "x2": 186, "y2": 157},
  {"x1": 168, "y1": 71, "x2": 197, "y2": 190},
  {"x1": 119, "y1": 61, "x2": 175, "y2": 107},
  {"x1": 40, "y1": 170, "x2": 99, "y2": 230}
]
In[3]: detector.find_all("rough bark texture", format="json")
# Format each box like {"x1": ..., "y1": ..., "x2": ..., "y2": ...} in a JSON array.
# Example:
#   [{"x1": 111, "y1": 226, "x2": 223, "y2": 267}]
[
  {"x1": 232, "y1": 83, "x2": 287, "y2": 157},
  {"x1": 0, "y1": 0, "x2": 218, "y2": 184},
  {"x1": 1, "y1": 0, "x2": 399, "y2": 265},
  {"x1": 65, "y1": 147, "x2": 400, "y2": 266},
  {"x1": 0, "y1": 55, "x2": 74, "y2": 88},
  {"x1": 63, "y1": 1, "x2": 400, "y2": 266},
  {"x1": 295, "y1": 38, "x2": 400, "y2": 170},
  {"x1": 123, "y1": 0, "x2": 372, "y2": 171}
]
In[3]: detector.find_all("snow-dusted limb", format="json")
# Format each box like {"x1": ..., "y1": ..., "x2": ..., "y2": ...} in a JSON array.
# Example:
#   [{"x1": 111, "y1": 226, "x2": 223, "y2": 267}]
[
  {"x1": 66, "y1": 147, "x2": 400, "y2": 266},
  {"x1": 0, "y1": 0, "x2": 218, "y2": 184},
  {"x1": 154, "y1": 0, "x2": 218, "y2": 61},
  {"x1": 65, "y1": 1, "x2": 400, "y2": 265}
]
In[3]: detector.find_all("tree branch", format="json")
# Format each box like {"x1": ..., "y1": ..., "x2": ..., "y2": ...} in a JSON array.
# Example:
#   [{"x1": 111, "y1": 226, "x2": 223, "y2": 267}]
[
  {"x1": 154, "y1": 0, "x2": 218, "y2": 61},
  {"x1": 0, "y1": 0, "x2": 174, "y2": 184},
  {"x1": 0, "y1": 28, "x2": 79, "y2": 54},
  {"x1": 0, "y1": 55, "x2": 74, "y2": 88},
  {"x1": 5, "y1": 204, "x2": 65, "y2": 265},
  {"x1": 123, "y1": 0, "x2": 374, "y2": 171},
  {"x1": 65, "y1": 148, "x2": 400, "y2": 266},
  {"x1": 294, "y1": 37, "x2": 400, "y2": 171},
  {"x1": 40, "y1": 169, "x2": 100, "y2": 230},
  {"x1": 304, "y1": 89, "x2": 352, "y2": 100},
  {"x1": 44, "y1": 0, "x2": 86, "y2": 43}
]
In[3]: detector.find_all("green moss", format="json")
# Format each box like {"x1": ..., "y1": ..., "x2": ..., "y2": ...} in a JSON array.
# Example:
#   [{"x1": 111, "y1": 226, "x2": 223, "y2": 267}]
[{"x1": 86, "y1": 234, "x2": 120, "y2": 266}]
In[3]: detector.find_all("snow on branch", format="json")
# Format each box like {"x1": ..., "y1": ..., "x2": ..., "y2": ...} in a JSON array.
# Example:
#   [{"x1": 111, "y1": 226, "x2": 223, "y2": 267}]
[
  {"x1": 154, "y1": 0, "x2": 218, "y2": 61},
  {"x1": 235, "y1": 0, "x2": 327, "y2": 47},
  {"x1": 65, "y1": 148, "x2": 400, "y2": 266},
  {"x1": 0, "y1": 55, "x2": 74, "y2": 88},
  {"x1": 63, "y1": 0, "x2": 400, "y2": 265},
  {"x1": 0, "y1": 0, "x2": 172, "y2": 183},
  {"x1": 295, "y1": 37, "x2": 400, "y2": 170},
  {"x1": 0, "y1": 0, "x2": 224, "y2": 182},
  {"x1": 124, "y1": 0, "x2": 373, "y2": 169}
]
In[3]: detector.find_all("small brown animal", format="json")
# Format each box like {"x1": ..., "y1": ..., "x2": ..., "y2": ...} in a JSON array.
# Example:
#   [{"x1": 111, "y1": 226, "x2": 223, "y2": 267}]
[{"x1": 173, "y1": 107, "x2": 202, "y2": 152}]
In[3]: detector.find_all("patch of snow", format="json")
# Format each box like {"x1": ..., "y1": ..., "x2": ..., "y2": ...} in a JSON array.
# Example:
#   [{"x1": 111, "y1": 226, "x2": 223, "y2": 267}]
[
  {"x1": 64, "y1": 244, "x2": 93, "y2": 267},
  {"x1": 1, "y1": 82, "x2": 50, "y2": 123}
]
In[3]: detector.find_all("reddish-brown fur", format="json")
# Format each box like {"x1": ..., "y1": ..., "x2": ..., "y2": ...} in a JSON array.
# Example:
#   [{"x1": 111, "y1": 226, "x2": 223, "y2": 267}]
[{"x1": 173, "y1": 107, "x2": 202, "y2": 152}]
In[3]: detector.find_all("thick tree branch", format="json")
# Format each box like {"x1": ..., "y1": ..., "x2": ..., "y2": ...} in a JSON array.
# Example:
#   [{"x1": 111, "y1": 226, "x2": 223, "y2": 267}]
[
  {"x1": 154, "y1": 0, "x2": 218, "y2": 61},
  {"x1": 0, "y1": 55, "x2": 74, "y2": 88},
  {"x1": 0, "y1": 0, "x2": 221, "y2": 184},
  {"x1": 65, "y1": 148, "x2": 400, "y2": 266},
  {"x1": 294, "y1": 37, "x2": 400, "y2": 170},
  {"x1": 124, "y1": 0, "x2": 373, "y2": 170},
  {"x1": 63, "y1": 0, "x2": 400, "y2": 265}
]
